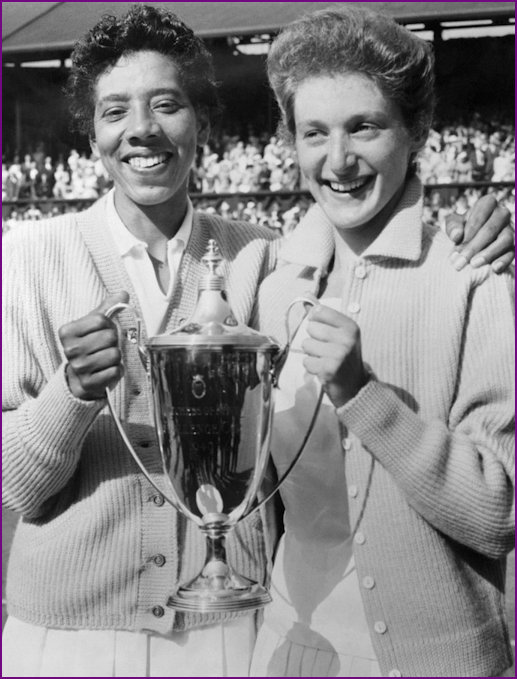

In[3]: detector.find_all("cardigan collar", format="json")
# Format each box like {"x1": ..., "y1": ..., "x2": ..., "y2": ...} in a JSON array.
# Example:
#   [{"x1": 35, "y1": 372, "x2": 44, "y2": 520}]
[
  {"x1": 73, "y1": 196, "x2": 212, "y2": 338},
  {"x1": 279, "y1": 175, "x2": 424, "y2": 271}
]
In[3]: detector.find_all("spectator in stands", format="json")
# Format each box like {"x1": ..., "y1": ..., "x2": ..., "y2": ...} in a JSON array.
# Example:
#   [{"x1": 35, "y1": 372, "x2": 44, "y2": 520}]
[
  {"x1": 52, "y1": 161, "x2": 71, "y2": 198},
  {"x1": 4, "y1": 156, "x2": 22, "y2": 200},
  {"x1": 37, "y1": 156, "x2": 56, "y2": 198},
  {"x1": 251, "y1": 6, "x2": 514, "y2": 677}
]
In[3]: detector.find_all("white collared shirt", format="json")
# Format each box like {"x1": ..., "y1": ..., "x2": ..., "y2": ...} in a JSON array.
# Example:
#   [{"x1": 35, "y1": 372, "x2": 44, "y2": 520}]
[{"x1": 106, "y1": 190, "x2": 193, "y2": 336}]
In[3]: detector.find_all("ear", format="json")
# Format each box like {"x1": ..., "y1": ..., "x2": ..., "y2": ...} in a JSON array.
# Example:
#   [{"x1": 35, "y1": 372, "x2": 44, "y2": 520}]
[
  {"x1": 196, "y1": 111, "x2": 210, "y2": 147},
  {"x1": 89, "y1": 136, "x2": 98, "y2": 158},
  {"x1": 410, "y1": 130, "x2": 428, "y2": 156}
]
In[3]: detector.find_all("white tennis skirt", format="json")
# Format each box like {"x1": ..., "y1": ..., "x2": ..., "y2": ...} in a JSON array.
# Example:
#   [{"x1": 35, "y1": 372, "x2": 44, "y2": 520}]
[
  {"x1": 249, "y1": 622, "x2": 382, "y2": 677},
  {"x1": 2, "y1": 615, "x2": 256, "y2": 677}
]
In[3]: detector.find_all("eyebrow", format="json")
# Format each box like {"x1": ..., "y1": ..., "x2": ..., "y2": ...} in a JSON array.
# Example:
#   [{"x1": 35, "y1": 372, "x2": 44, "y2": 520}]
[
  {"x1": 297, "y1": 111, "x2": 390, "y2": 125},
  {"x1": 96, "y1": 88, "x2": 187, "y2": 105}
]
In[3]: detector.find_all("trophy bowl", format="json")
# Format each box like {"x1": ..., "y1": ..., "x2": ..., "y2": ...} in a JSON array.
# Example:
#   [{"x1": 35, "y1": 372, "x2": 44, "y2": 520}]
[{"x1": 106, "y1": 240, "x2": 317, "y2": 613}]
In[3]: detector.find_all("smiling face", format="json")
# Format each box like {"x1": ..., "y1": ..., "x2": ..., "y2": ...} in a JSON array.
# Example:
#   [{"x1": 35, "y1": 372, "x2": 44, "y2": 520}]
[
  {"x1": 90, "y1": 50, "x2": 208, "y2": 222},
  {"x1": 294, "y1": 72, "x2": 419, "y2": 248}
]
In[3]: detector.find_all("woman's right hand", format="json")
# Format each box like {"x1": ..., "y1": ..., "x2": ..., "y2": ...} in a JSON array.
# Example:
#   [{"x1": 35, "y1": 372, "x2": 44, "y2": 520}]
[
  {"x1": 58, "y1": 291, "x2": 129, "y2": 400},
  {"x1": 302, "y1": 304, "x2": 369, "y2": 409}
]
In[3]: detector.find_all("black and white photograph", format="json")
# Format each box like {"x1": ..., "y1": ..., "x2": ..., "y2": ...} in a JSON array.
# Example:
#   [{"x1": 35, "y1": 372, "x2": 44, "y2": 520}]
[{"x1": 2, "y1": 2, "x2": 515, "y2": 677}]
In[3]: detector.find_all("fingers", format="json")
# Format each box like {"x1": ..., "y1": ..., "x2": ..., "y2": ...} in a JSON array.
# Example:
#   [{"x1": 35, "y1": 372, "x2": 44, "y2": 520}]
[
  {"x1": 444, "y1": 212, "x2": 466, "y2": 245},
  {"x1": 67, "y1": 346, "x2": 124, "y2": 391},
  {"x1": 450, "y1": 221, "x2": 515, "y2": 272},
  {"x1": 58, "y1": 291, "x2": 129, "y2": 400},
  {"x1": 58, "y1": 312, "x2": 115, "y2": 343},
  {"x1": 61, "y1": 328, "x2": 120, "y2": 361},
  {"x1": 463, "y1": 195, "x2": 507, "y2": 243},
  {"x1": 58, "y1": 291, "x2": 130, "y2": 341},
  {"x1": 488, "y1": 250, "x2": 515, "y2": 274},
  {"x1": 300, "y1": 305, "x2": 368, "y2": 407},
  {"x1": 306, "y1": 304, "x2": 350, "y2": 328},
  {"x1": 446, "y1": 195, "x2": 515, "y2": 273}
]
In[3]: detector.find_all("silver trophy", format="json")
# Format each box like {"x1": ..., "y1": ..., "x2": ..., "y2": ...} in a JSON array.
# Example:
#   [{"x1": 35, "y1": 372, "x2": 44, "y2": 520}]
[{"x1": 106, "y1": 240, "x2": 318, "y2": 613}]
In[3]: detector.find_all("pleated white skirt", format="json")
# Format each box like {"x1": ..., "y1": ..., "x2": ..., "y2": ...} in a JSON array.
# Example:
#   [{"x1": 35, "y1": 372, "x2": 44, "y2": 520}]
[{"x1": 2, "y1": 615, "x2": 256, "y2": 677}]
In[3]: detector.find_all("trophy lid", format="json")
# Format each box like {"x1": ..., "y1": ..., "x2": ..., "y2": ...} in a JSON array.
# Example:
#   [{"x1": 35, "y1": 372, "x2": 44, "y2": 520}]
[{"x1": 147, "y1": 240, "x2": 279, "y2": 351}]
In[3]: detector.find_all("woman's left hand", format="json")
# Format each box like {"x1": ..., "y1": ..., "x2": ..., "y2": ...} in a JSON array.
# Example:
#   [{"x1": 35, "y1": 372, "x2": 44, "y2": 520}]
[
  {"x1": 445, "y1": 194, "x2": 514, "y2": 273},
  {"x1": 302, "y1": 305, "x2": 369, "y2": 408}
]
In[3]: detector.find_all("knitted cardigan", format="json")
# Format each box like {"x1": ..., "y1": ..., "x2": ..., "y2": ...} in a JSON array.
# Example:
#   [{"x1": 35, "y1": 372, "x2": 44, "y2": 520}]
[
  {"x1": 255, "y1": 178, "x2": 515, "y2": 677},
  {"x1": 2, "y1": 196, "x2": 279, "y2": 634}
]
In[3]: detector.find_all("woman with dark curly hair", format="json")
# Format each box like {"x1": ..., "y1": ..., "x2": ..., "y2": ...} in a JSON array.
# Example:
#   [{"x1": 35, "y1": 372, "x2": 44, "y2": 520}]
[
  {"x1": 2, "y1": 6, "x2": 279, "y2": 676},
  {"x1": 250, "y1": 6, "x2": 514, "y2": 677}
]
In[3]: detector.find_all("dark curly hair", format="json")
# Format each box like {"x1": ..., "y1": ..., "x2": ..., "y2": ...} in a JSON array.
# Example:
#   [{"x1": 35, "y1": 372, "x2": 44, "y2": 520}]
[
  {"x1": 66, "y1": 4, "x2": 221, "y2": 137},
  {"x1": 268, "y1": 5, "x2": 435, "y2": 150}
]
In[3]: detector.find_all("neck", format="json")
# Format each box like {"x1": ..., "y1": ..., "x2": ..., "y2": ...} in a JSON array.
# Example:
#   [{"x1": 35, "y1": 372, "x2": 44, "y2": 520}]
[
  {"x1": 113, "y1": 191, "x2": 188, "y2": 252},
  {"x1": 334, "y1": 184, "x2": 406, "y2": 256}
]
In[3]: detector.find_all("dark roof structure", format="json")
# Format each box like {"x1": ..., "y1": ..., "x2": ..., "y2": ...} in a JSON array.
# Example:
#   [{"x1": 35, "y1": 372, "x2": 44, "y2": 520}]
[{"x1": 2, "y1": 1, "x2": 515, "y2": 58}]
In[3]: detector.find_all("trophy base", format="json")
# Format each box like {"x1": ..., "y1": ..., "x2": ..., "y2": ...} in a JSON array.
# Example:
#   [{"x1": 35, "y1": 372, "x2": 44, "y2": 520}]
[{"x1": 167, "y1": 570, "x2": 272, "y2": 612}]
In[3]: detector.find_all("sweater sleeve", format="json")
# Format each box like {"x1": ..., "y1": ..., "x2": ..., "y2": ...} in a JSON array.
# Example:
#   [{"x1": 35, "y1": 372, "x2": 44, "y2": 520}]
[
  {"x1": 2, "y1": 229, "x2": 104, "y2": 518},
  {"x1": 337, "y1": 271, "x2": 514, "y2": 559}
]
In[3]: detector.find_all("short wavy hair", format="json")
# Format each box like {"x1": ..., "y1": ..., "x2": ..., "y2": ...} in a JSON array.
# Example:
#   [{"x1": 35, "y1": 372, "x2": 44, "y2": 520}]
[
  {"x1": 66, "y1": 4, "x2": 221, "y2": 137},
  {"x1": 267, "y1": 5, "x2": 435, "y2": 148}
]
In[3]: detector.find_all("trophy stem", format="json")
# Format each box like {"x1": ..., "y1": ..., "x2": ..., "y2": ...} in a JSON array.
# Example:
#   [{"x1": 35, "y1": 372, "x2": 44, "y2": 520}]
[{"x1": 167, "y1": 517, "x2": 271, "y2": 613}]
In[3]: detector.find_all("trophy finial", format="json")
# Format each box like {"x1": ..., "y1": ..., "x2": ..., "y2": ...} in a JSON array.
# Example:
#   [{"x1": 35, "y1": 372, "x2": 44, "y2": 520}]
[
  {"x1": 202, "y1": 239, "x2": 222, "y2": 274},
  {"x1": 200, "y1": 240, "x2": 224, "y2": 291}
]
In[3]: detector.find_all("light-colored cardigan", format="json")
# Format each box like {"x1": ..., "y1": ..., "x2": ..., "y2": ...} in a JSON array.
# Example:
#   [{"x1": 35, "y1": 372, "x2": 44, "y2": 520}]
[
  {"x1": 2, "y1": 196, "x2": 279, "y2": 634},
  {"x1": 256, "y1": 178, "x2": 515, "y2": 677}
]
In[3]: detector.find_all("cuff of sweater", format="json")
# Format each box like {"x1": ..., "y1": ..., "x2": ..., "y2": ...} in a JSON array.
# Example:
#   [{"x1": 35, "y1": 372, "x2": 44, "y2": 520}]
[
  {"x1": 334, "y1": 378, "x2": 428, "y2": 468},
  {"x1": 21, "y1": 362, "x2": 105, "y2": 460}
]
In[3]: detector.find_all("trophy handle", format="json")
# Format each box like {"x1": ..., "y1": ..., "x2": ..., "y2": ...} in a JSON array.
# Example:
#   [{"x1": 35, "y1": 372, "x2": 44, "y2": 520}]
[
  {"x1": 103, "y1": 302, "x2": 191, "y2": 519},
  {"x1": 105, "y1": 302, "x2": 147, "y2": 369},
  {"x1": 271, "y1": 294, "x2": 318, "y2": 383},
  {"x1": 250, "y1": 295, "x2": 324, "y2": 516}
]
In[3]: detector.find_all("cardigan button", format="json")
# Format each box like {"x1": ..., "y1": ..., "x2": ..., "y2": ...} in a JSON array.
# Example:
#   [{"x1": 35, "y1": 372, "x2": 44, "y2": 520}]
[
  {"x1": 126, "y1": 328, "x2": 139, "y2": 344},
  {"x1": 348, "y1": 485, "x2": 358, "y2": 498},
  {"x1": 362, "y1": 576, "x2": 375, "y2": 590},
  {"x1": 354, "y1": 532, "x2": 366, "y2": 545},
  {"x1": 355, "y1": 264, "x2": 367, "y2": 279},
  {"x1": 152, "y1": 605, "x2": 165, "y2": 618},
  {"x1": 152, "y1": 495, "x2": 165, "y2": 506},
  {"x1": 374, "y1": 621, "x2": 387, "y2": 634},
  {"x1": 341, "y1": 437, "x2": 352, "y2": 451},
  {"x1": 347, "y1": 301, "x2": 361, "y2": 314},
  {"x1": 153, "y1": 554, "x2": 166, "y2": 567}
]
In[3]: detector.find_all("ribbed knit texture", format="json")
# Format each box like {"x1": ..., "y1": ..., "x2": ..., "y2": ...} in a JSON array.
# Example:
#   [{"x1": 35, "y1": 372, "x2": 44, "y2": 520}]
[
  {"x1": 256, "y1": 177, "x2": 514, "y2": 677},
  {"x1": 2, "y1": 197, "x2": 280, "y2": 634}
]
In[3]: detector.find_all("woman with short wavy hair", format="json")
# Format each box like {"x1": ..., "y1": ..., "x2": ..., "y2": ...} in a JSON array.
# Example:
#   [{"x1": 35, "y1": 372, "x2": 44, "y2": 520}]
[{"x1": 250, "y1": 6, "x2": 514, "y2": 677}]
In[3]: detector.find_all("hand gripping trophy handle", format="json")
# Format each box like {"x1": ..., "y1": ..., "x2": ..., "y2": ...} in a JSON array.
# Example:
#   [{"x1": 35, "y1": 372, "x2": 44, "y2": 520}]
[{"x1": 104, "y1": 240, "x2": 322, "y2": 613}]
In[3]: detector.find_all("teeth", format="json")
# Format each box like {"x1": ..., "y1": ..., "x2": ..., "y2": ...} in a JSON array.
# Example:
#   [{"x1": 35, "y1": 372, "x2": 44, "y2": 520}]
[
  {"x1": 329, "y1": 178, "x2": 367, "y2": 193},
  {"x1": 128, "y1": 154, "x2": 168, "y2": 168}
]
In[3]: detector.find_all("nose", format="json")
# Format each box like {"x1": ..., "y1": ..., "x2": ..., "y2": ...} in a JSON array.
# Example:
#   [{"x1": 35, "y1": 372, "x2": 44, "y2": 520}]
[
  {"x1": 125, "y1": 105, "x2": 160, "y2": 141},
  {"x1": 327, "y1": 133, "x2": 357, "y2": 174}
]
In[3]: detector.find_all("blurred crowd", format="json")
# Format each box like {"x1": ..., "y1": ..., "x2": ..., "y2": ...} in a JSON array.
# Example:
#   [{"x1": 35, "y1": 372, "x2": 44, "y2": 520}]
[
  {"x1": 192, "y1": 132, "x2": 299, "y2": 193},
  {"x1": 418, "y1": 119, "x2": 515, "y2": 184},
  {"x1": 3, "y1": 116, "x2": 514, "y2": 235},
  {"x1": 2, "y1": 145, "x2": 111, "y2": 203}
]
